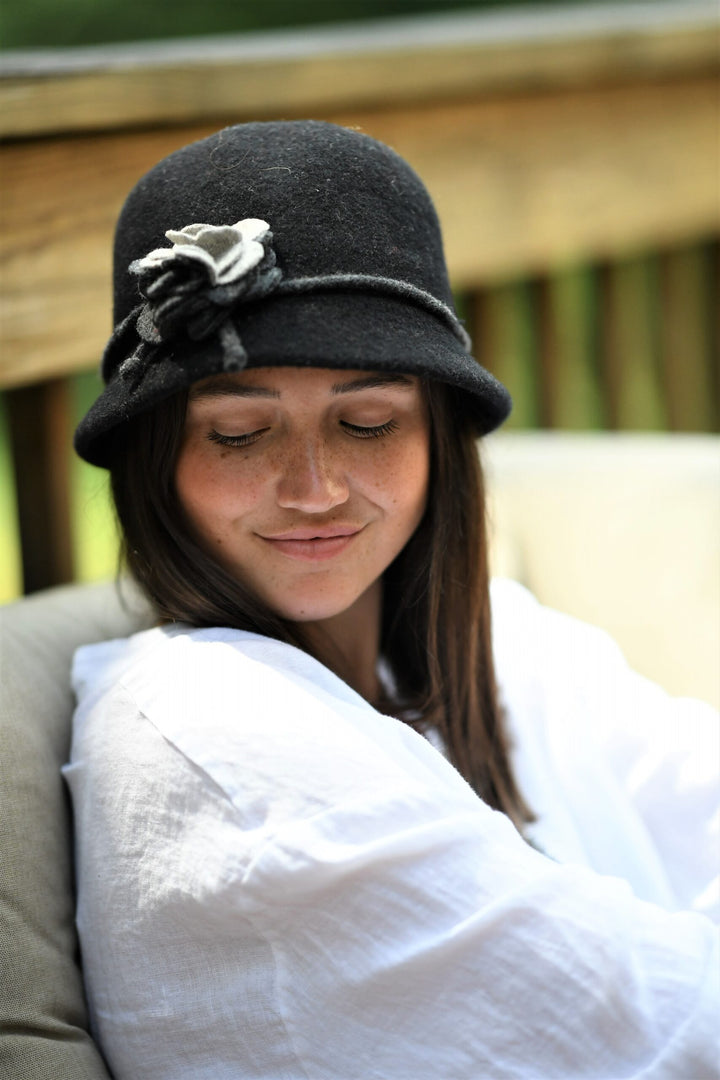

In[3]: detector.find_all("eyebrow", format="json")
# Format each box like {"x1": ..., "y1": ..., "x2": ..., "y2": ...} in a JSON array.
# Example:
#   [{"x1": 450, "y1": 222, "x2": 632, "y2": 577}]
[
  {"x1": 190, "y1": 381, "x2": 281, "y2": 400},
  {"x1": 189, "y1": 372, "x2": 414, "y2": 400},
  {"x1": 331, "y1": 374, "x2": 414, "y2": 394}
]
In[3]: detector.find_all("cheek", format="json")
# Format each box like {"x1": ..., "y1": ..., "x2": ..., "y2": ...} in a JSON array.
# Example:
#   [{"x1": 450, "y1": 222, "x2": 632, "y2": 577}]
[
  {"x1": 364, "y1": 432, "x2": 430, "y2": 528},
  {"x1": 175, "y1": 448, "x2": 261, "y2": 534}
]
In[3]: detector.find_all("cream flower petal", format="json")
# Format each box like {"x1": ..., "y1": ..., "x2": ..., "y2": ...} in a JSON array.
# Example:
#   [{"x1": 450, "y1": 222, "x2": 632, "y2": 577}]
[
  {"x1": 167, "y1": 245, "x2": 219, "y2": 280},
  {"x1": 214, "y1": 239, "x2": 265, "y2": 285},
  {"x1": 233, "y1": 219, "x2": 270, "y2": 241},
  {"x1": 166, "y1": 224, "x2": 239, "y2": 255},
  {"x1": 133, "y1": 247, "x2": 175, "y2": 270},
  {"x1": 150, "y1": 219, "x2": 272, "y2": 286}
]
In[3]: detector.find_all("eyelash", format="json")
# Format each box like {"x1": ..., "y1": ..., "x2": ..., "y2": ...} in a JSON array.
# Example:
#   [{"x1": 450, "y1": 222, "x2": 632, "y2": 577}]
[
  {"x1": 206, "y1": 428, "x2": 268, "y2": 448},
  {"x1": 341, "y1": 419, "x2": 399, "y2": 439},
  {"x1": 206, "y1": 419, "x2": 399, "y2": 447}
]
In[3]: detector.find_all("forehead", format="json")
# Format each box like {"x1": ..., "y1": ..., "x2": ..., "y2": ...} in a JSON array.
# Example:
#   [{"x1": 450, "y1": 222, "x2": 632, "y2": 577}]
[{"x1": 188, "y1": 367, "x2": 419, "y2": 401}]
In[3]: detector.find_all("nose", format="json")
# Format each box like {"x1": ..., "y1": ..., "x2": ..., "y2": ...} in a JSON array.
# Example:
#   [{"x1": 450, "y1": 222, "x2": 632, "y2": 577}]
[{"x1": 275, "y1": 434, "x2": 350, "y2": 512}]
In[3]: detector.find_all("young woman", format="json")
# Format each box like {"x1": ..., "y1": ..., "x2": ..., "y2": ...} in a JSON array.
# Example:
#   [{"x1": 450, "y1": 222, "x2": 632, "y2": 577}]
[{"x1": 65, "y1": 120, "x2": 718, "y2": 1080}]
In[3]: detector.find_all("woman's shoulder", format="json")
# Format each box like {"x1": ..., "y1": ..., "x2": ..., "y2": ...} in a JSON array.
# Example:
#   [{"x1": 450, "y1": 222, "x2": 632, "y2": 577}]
[
  {"x1": 70, "y1": 622, "x2": 468, "y2": 818},
  {"x1": 72, "y1": 622, "x2": 368, "y2": 717}
]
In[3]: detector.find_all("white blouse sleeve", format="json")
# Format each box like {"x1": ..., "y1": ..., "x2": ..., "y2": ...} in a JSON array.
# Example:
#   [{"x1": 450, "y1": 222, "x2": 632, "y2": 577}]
[
  {"x1": 66, "y1": 625, "x2": 720, "y2": 1080},
  {"x1": 490, "y1": 578, "x2": 720, "y2": 921}
]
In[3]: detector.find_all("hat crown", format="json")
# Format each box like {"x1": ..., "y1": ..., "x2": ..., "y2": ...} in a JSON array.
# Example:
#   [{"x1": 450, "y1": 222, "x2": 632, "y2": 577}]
[
  {"x1": 113, "y1": 120, "x2": 452, "y2": 327},
  {"x1": 75, "y1": 120, "x2": 512, "y2": 468}
]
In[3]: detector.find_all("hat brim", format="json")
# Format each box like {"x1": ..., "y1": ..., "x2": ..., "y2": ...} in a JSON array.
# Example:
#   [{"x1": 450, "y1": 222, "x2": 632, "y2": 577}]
[{"x1": 75, "y1": 290, "x2": 511, "y2": 468}]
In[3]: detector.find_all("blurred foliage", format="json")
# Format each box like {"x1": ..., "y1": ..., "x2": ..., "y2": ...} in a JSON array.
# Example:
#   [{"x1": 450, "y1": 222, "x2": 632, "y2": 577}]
[
  {"x1": 70, "y1": 373, "x2": 120, "y2": 590},
  {"x1": 1, "y1": 0, "x2": 595, "y2": 51}
]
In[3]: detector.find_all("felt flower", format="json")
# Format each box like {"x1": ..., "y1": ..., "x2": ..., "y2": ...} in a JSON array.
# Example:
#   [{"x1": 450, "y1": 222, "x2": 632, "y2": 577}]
[
  {"x1": 128, "y1": 218, "x2": 282, "y2": 365},
  {"x1": 134, "y1": 220, "x2": 271, "y2": 287}
]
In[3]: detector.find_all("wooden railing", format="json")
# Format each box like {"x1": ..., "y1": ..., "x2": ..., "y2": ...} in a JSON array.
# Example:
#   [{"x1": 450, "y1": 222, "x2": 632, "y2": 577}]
[{"x1": 1, "y1": 0, "x2": 718, "y2": 595}]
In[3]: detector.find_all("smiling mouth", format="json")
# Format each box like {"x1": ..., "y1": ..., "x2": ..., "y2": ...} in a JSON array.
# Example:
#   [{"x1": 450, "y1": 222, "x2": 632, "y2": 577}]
[{"x1": 259, "y1": 527, "x2": 363, "y2": 561}]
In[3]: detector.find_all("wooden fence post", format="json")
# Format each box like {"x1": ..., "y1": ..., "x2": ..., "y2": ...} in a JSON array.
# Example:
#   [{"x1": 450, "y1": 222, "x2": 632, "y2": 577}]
[{"x1": 6, "y1": 379, "x2": 74, "y2": 592}]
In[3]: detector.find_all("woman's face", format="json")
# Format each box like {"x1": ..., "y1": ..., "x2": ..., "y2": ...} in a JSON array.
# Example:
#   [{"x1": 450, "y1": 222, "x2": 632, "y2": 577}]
[{"x1": 175, "y1": 366, "x2": 430, "y2": 624}]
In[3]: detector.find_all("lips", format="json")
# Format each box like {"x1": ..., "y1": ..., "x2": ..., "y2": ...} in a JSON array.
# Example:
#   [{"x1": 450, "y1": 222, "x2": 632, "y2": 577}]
[
  {"x1": 259, "y1": 524, "x2": 364, "y2": 561},
  {"x1": 262, "y1": 525, "x2": 362, "y2": 541}
]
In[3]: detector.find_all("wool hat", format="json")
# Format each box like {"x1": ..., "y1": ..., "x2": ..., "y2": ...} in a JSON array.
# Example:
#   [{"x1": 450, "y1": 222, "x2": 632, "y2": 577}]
[{"x1": 74, "y1": 120, "x2": 511, "y2": 467}]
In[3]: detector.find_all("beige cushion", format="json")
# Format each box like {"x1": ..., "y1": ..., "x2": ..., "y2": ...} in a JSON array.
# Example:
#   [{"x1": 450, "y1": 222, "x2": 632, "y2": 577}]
[
  {"x1": 0, "y1": 580, "x2": 153, "y2": 1080},
  {"x1": 484, "y1": 432, "x2": 720, "y2": 708}
]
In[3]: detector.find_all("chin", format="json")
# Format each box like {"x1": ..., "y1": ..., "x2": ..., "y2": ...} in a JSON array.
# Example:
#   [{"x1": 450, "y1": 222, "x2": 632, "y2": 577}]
[
  {"x1": 269, "y1": 598, "x2": 358, "y2": 624},
  {"x1": 261, "y1": 582, "x2": 371, "y2": 626}
]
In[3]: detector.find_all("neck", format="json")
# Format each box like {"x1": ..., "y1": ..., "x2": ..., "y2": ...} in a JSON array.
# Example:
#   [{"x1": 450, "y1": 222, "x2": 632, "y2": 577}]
[{"x1": 302, "y1": 581, "x2": 382, "y2": 704}]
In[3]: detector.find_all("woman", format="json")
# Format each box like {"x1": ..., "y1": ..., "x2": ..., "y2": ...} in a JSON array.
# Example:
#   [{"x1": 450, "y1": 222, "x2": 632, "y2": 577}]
[{"x1": 65, "y1": 121, "x2": 718, "y2": 1079}]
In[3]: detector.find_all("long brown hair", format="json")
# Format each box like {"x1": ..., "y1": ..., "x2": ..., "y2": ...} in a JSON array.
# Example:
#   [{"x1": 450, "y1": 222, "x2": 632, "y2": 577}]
[{"x1": 109, "y1": 378, "x2": 533, "y2": 829}]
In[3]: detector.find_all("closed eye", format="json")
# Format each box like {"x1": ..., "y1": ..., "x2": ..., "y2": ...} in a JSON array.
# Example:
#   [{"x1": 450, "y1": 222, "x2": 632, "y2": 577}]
[
  {"x1": 206, "y1": 428, "x2": 269, "y2": 447},
  {"x1": 341, "y1": 419, "x2": 399, "y2": 439}
]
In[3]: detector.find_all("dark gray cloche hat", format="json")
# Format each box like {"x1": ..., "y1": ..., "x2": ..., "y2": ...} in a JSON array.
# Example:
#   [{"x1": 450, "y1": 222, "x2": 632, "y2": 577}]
[{"x1": 75, "y1": 119, "x2": 511, "y2": 467}]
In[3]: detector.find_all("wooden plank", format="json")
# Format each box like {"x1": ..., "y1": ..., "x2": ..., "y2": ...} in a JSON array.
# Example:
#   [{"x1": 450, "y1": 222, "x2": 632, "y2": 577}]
[
  {"x1": 600, "y1": 255, "x2": 667, "y2": 430},
  {"x1": 1, "y1": 1, "x2": 717, "y2": 138},
  {"x1": 5, "y1": 379, "x2": 74, "y2": 592},
  {"x1": 1, "y1": 74, "x2": 718, "y2": 390},
  {"x1": 471, "y1": 283, "x2": 540, "y2": 430},
  {"x1": 714, "y1": 242, "x2": 720, "y2": 422},
  {"x1": 536, "y1": 266, "x2": 606, "y2": 429},
  {"x1": 660, "y1": 243, "x2": 718, "y2": 432},
  {"x1": 0, "y1": 394, "x2": 22, "y2": 602}
]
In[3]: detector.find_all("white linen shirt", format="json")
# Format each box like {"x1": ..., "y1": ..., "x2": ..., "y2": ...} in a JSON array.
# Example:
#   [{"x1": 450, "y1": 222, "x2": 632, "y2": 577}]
[{"x1": 64, "y1": 579, "x2": 720, "y2": 1080}]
